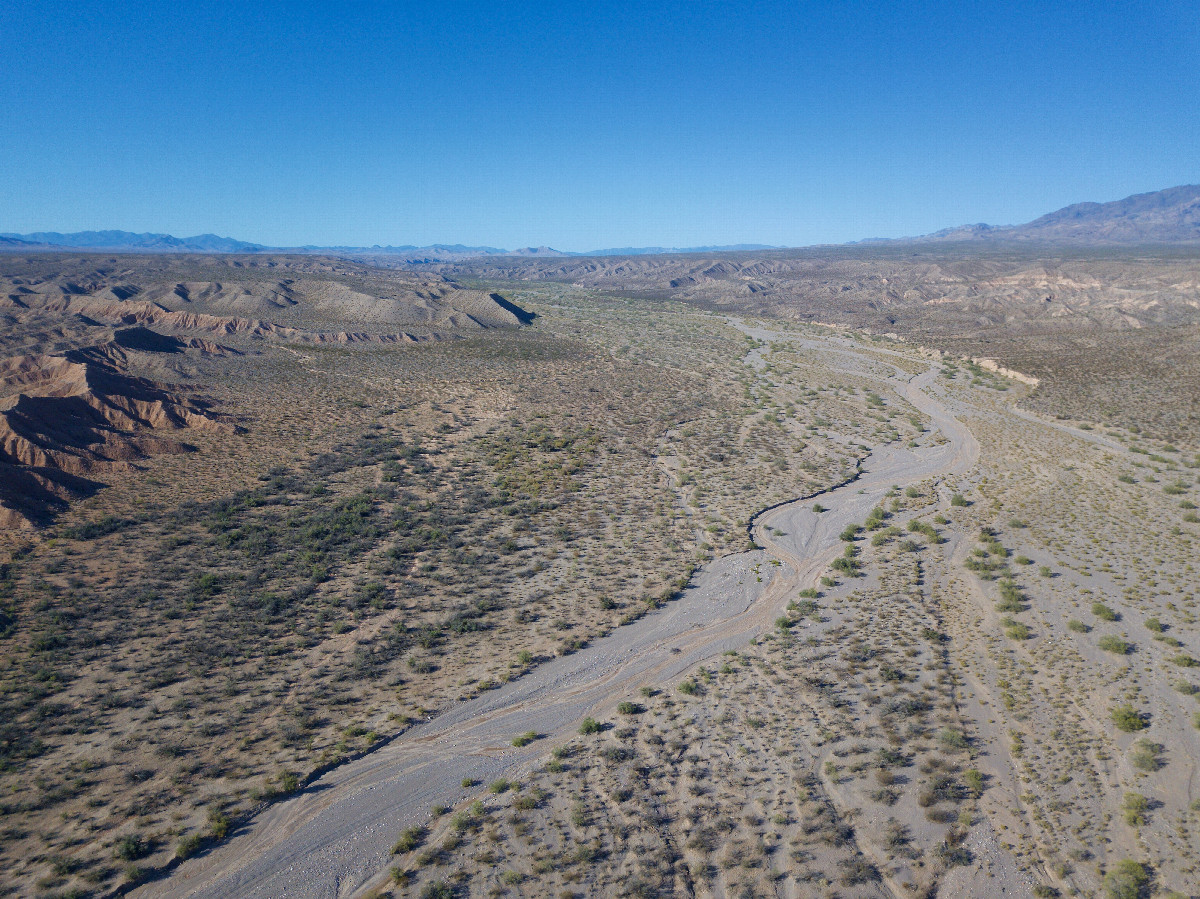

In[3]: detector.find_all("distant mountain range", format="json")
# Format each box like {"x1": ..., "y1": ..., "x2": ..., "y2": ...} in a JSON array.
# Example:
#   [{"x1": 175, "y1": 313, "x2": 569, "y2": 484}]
[
  {"x1": 866, "y1": 184, "x2": 1200, "y2": 246},
  {"x1": 4, "y1": 186, "x2": 1199, "y2": 255},
  {"x1": 0, "y1": 230, "x2": 268, "y2": 253},
  {"x1": 0, "y1": 230, "x2": 781, "y2": 258}
]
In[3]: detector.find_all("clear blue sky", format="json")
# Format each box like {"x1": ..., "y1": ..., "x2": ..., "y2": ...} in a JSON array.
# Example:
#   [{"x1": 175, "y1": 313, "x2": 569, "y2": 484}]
[{"x1": 2, "y1": 1, "x2": 1197, "y2": 250}]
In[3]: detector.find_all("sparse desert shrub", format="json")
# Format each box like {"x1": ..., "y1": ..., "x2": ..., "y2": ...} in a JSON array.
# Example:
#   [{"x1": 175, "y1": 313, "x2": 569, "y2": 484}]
[
  {"x1": 1171, "y1": 653, "x2": 1199, "y2": 667},
  {"x1": 1093, "y1": 602, "x2": 1119, "y2": 621},
  {"x1": 513, "y1": 792, "x2": 539, "y2": 810},
  {"x1": 512, "y1": 731, "x2": 538, "y2": 747},
  {"x1": 963, "y1": 768, "x2": 985, "y2": 797},
  {"x1": 950, "y1": 493, "x2": 968, "y2": 507},
  {"x1": 1129, "y1": 740, "x2": 1163, "y2": 772},
  {"x1": 616, "y1": 701, "x2": 642, "y2": 714},
  {"x1": 420, "y1": 881, "x2": 454, "y2": 899},
  {"x1": 1003, "y1": 620, "x2": 1031, "y2": 640},
  {"x1": 678, "y1": 679, "x2": 699, "y2": 695},
  {"x1": 838, "y1": 857, "x2": 881, "y2": 884},
  {"x1": 1111, "y1": 704, "x2": 1148, "y2": 733},
  {"x1": 393, "y1": 825, "x2": 425, "y2": 854},
  {"x1": 1143, "y1": 617, "x2": 1165, "y2": 633},
  {"x1": 1122, "y1": 792, "x2": 1149, "y2": 826},
  {"x1": 1103, "y1": 859, "x2": 1149, "y2": 899},
  {"x1": 794, "y1": 599, "x2": 819, "y2": 617},
  {"x1": 579, "y1": 717, "x2": 601, "y2": 735},
  {"x1": 175, "y1": 833, "x2": 203, "y2": 860},
  {"x1": 934, "y1": 841, "x2": 972, "y2": 867},
  {"x1": 937, "y1": 728, "x2": 968, "y2": 750},
  {"x1": 1067, "y1": 619, "x2": 1090, "y2": 633},
  {"x1": 207, "y1": 807, "x2": 231, "y2": 840},
  {"x1": 1099, "y1": 635, "x2": 1132, "y2": 655},
  {"x1": 113, "y1": 835, "x2": 146, "y2": 861}
]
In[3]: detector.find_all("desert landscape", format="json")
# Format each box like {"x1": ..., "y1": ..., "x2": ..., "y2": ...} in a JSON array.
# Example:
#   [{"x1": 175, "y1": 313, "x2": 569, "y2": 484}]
[{"x1": 0, "y1": 183, "x2": 1198, "y2": 899}]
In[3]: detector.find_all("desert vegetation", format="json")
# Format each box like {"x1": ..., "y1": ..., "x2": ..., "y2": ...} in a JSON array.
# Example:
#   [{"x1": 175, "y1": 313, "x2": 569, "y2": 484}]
[{"x1": 1, "y1": 251, "x2": 1198, "y2": 898}]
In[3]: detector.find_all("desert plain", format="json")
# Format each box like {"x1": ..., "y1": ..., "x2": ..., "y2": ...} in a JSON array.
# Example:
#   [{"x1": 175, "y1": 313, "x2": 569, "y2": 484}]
[{"x1": 2, "y1": 234, "x2": 1200, "y2": 899}]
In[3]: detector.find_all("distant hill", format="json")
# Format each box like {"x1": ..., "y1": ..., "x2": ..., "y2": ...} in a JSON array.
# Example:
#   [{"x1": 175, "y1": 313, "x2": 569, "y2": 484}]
[
  {"x1": 888, "y1": 185, "x2": 1200, "y2": 245},
  {"x1": 0, "y1": 230, "x2": 268, "y2": 252},
  {"x1": 584, "y1": 244, "x2": 781, "y2": 256},
  {"x1": 0, "y1": 235, "x2": 43, "y2": 248}
]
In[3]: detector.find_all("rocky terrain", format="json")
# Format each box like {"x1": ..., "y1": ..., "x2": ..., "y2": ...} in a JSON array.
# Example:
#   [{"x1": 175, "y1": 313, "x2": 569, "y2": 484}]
[{"x1": 0, "y1": 255, "x2": 535, "y2": 528}]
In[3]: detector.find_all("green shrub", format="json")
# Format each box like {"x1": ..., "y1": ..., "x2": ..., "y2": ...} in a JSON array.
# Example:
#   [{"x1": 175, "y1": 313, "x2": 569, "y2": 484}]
[
  {"x1": 963, "y1": 768, "x2": 985, "y2": 797},
  {"x1": 113, "y1": 835, "x2": 146, "y2": 861},
  {"x1": 1103, "y1": 859, "x2": 1149, "y2": 899},
  {"x1": 511, "y1": 731, "x2": 538, "y2": 747},
  {"x1": 1129, "y1": 739, "x2": 1163, "y2": 772},
  {"x1": 1098, "y1": 635, "x2": 1132, "y2": 655},
  {"x1": 420, "y1": 882, "x2": 454, "y2": 899},
  {"x1": 207, "y1": 808, "x2": 231, "y2": 840},
  {"x1": 937, "y1": 728, "x2": 968, "y2": 750},
  {"x1": 1067, "y1": 619, "x2": 1090, "y2": 633},
  {"x1": 1111, "y1": 704, "x2": 1148, "y2": 733},
  {"x1": 616, "y1": 701, "x2": 642, "y2": 715},
  {"x1": 1092, "y1": 602, "x2": 1119, "y2": 621},
  {"x1": 579, "y1": 717, "x2": 601, "y2": 734},
  {"x1": 176, "y1": 833, "x2": 203, "y2": 859},
  {"x1": 1004, "y1": 620, "x2": 1031, "y2": 640},
  {"x1": 950, "y1": 493, "x2": 968, "y2": 506},
  {"x1": 392, "y1": 825, "x2": 425, "y2": 854},
  {"x1": 1172, "y1": 654, "x2": 1199, "y2": 667}
]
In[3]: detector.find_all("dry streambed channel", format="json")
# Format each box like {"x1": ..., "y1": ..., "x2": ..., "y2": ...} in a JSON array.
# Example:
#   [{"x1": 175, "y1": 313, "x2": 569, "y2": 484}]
[{"x1": 148, "y1": 326, "x2": 981, "y2": 899}]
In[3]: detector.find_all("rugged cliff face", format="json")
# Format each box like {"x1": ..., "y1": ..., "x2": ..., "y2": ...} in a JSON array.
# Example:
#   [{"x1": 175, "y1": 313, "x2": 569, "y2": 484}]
[{"x1": 0, "y1": 339, "x2": 236, "y2": 528}]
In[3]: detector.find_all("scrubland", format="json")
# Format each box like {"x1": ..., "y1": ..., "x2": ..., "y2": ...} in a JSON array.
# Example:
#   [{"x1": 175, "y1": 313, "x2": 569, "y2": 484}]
[
  {"x1": 2, "y1": 254, "x2": 1199, "y2": 899},
  {"x1": 1, "y1": 283, "x2": 913, "y2": 896}
]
